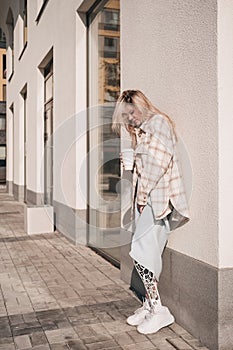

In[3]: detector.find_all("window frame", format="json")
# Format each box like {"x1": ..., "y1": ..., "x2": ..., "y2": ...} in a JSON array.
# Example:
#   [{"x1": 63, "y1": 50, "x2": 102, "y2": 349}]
[{"x1": 35, "y1": 0, "x2": 50, "y2": 24}]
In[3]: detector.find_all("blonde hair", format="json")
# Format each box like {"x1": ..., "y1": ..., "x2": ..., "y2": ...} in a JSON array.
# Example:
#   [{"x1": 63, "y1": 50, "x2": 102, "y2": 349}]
[{"x1": 112, "y1": 90, "x2": 175, "y2": 139}]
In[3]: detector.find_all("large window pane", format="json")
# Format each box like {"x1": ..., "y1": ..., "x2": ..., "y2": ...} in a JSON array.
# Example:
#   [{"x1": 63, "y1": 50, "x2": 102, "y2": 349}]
[
  {"x1": 44, "y1": 60, "x2": 53, "y2": 205},
  {"x1": 0, "y1": 117, "x2": 6, "y2": 130},
  {"x1": 0, "y1": 145, "x2": 6, "y2": 158},
  {"x1": 45, "y1": 74, "x2": 53, "y2": 103},
  {"x1": 88, "y1": 0, "x2": 120, "y2": 264}
]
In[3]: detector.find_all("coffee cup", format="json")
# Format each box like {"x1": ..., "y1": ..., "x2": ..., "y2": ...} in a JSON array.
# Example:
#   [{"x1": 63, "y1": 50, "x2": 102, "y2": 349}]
[{"x1": 121, "y1": 148, "x2": 134, "y2": 170}]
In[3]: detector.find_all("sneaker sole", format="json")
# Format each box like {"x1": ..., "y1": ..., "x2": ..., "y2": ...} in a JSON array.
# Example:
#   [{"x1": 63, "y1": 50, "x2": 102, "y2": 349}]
[
  {"x1": 126, "y1": 312, "x2": 149, "y2": 326},
  {"x1": 137, "y1": 314, "x2": 175, "y2": 334},
  {"x1": 127, "y1": 319, "x2": 142, "y2": 326},
  {"x1": 127, "y1": 318, "x2": 145, "y2": 326}
]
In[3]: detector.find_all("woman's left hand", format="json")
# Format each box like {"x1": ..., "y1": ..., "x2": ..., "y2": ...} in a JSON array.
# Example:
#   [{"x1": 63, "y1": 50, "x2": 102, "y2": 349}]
[{"x1": 137, "y1": 204, "x2": 145, "y2": 214}]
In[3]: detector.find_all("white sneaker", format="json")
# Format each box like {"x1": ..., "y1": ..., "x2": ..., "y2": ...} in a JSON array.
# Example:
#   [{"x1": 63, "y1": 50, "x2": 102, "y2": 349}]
[
  {"x1": 137, "y1": 305, "x2": 175, "y2": 334},
  {"x1": 127, "y1": 299, "x2": 150, "y2": 326}
]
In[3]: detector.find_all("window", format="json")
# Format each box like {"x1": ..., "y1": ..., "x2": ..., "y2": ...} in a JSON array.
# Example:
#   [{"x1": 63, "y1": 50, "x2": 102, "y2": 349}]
[
  {"x1": 99, "y1": 9, "x2": 119, "y2": 31},
  {"x1": 105, "y1": 10, "x2": 119, "y2": 30},
  {"x1": 2, "y1": 85, "x2": 6, "y2": 101},
  {"x1": 2, "y1": 54, "x2": 6, "y2": 79},
  {"x1": 98, "y1": 36, "x2": 119, "y2": 59},
  {"x1": 0, "y1": 116, "x2": 6, "y2": 130},
  {"x1": 0, "y1": 158, "x2": 6, "y2": 167},
  {"x1": 0, "y1": 146, "x2": 6, "y2": 159},
  {"x1": 0, "y1": 28, "x2": 5, "y2": 41},
  {"x1": 0, "y1": 28, "x2": 6, "y2": 48},
  {"x1": 44, "y1": 61, "x2": 53, "y2": 103},
  {"x1": 89, "y1": 3, "x2": 120, "y2": 104},
  {"x1": 88, "y1": 0, "x2": 121, "y2": 264},
  {"x1": 6, "y1": 8, "x2": 14, "y2": 77},
  {"x1": 23, "y1": 0, "x2": 28, "y2": 46},
  {"x1": 20, "y1": 85, "x2": 27, "y2": 202},
  {"x1": 0, "y1": 146, "x2": 6, "y2": 183},
  {"x1": 43, "y1": 59, "x2": 53, "y2": 205},
  {"x1": 36, "y1": 0, "x2": 50, "y2": 24}
]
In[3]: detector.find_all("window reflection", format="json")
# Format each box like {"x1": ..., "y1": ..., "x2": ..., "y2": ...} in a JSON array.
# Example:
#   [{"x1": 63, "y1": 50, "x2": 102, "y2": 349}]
[{"x1": 88, "y1": 0, "x2": 121, "y2": 263}]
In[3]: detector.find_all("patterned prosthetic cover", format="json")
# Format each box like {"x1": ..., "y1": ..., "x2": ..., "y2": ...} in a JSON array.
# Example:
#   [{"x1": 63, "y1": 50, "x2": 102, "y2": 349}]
[{"x1": 134, "y1": 260, "x2": 159, "y2": 308}]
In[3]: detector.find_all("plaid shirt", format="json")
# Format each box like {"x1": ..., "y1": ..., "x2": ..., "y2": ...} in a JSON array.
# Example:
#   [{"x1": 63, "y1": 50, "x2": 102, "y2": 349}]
[{"x1": 133, "y1": 114, "x2": 190, "y2": 229}]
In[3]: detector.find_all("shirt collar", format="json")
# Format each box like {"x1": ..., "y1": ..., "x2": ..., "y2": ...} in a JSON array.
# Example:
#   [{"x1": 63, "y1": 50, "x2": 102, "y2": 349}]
[{"x1": 139, "y1": 119, "x2": 150, "y2": 133}]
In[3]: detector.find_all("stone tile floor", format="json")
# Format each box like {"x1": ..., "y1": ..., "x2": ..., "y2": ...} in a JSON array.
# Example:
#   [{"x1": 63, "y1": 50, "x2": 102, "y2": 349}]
[{"x1": 0, "y1": 191, "x2": 210, "y2": 350}]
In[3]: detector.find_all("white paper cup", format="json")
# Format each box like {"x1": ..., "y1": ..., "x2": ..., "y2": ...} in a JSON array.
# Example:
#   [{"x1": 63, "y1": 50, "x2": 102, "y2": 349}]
[{"x1": 121, "y1": 148, "x2": 134, "y2": 170}]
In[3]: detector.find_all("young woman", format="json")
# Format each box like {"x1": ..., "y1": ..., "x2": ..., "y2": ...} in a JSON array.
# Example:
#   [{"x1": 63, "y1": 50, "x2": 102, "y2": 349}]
[{"x1": 112, "y1": 90, "x2": 190, "y2": 334}]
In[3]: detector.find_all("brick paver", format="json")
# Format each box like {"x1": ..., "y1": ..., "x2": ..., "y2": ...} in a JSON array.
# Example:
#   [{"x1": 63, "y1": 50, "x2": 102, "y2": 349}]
[{"x1": 0, "y1": 191, "x2": 210, "y2": 350}]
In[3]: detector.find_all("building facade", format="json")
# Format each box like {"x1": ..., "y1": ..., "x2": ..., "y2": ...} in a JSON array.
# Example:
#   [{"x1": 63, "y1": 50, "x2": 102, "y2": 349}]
[
  {"x1": 0, "y1": 27, "x2": 6, "y2": 184},
  {"x1": 0, "y1": 1, "x2": 233, "y2": 349}
]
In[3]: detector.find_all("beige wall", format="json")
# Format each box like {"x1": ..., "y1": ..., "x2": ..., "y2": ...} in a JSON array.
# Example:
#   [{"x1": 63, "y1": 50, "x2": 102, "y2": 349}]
[
  {"x1": 121, "y1": 0, "x2": 219, "y2": 267},
  {"x1": 218, "y1": 0, "x2": 233, "y2": 268}
]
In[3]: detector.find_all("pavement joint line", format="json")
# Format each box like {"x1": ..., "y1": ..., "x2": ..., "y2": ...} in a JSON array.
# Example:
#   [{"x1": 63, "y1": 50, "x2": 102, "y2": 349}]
[
  {"x1": 0, "y1": 286, "x2": 15, "y2": 348},
  {"x1": 0, "y1": 211, "x2": 20, "y2": 215},
  {"x1": 0, "y1": 234, "x2": 58, "y2": 243},
  {"x1": 166, "y1": 336, "x2": 193, "y2": 350}
]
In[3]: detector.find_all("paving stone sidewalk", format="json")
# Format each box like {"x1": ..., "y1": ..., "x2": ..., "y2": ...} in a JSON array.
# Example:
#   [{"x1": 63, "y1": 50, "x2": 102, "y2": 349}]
[{"x1": 0, "y1": 191, "x2": 209, "y2": 350}]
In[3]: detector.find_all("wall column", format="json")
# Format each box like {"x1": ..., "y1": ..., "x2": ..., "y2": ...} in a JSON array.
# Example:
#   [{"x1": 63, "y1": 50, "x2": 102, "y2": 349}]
[{"x1": 218, "y1": 0, "x2": 233, "y2": 348}]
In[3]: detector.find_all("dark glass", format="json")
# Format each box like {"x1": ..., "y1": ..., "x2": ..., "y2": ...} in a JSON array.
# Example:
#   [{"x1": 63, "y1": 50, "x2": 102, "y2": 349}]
[{"x1": 3, "y1": 54, "x2": 6, "y2": 79}]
